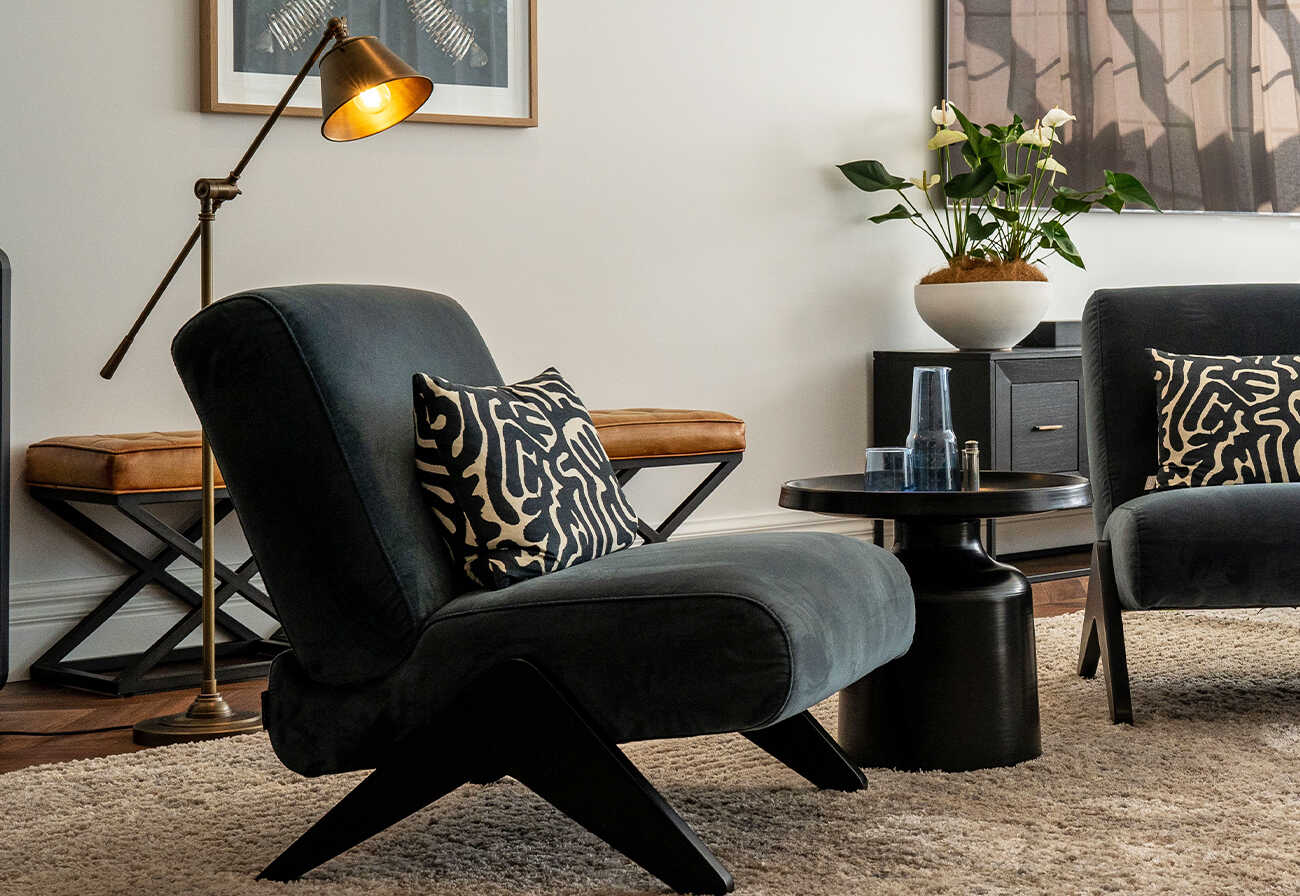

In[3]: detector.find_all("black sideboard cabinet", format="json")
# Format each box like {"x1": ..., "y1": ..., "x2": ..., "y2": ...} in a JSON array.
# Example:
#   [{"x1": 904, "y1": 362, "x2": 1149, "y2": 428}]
[{"x1": 872, "y1": 347, "x2": 1090, "y2": 570}]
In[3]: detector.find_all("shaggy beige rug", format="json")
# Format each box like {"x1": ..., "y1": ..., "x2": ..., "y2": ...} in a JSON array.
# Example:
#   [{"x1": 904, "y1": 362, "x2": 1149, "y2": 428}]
[{"x1": 3, "y1": 610, "x2": 1300, "y2": 896}]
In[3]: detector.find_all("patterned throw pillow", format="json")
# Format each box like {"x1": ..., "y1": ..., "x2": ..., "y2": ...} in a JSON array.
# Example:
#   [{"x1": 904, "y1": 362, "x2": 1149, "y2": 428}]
[
  {"x1": 413, "y1": 367, "x2": 639, "y2": 589},
  {"x1": 1150, "y1": 348, "x2": 1300, "y2": 489}
]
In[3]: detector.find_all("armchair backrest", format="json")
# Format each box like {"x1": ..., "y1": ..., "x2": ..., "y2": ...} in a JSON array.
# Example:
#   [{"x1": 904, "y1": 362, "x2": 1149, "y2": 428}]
[
  {"x1": 172, "y1": 285, "x2": 503, "y2": 685},
  {"x1": 1083, "y1": 284, "x2": 1300, "y2": 537}
]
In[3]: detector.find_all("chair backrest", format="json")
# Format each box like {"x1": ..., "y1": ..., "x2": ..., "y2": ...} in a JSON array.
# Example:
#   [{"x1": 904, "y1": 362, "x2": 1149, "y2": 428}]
[
  {"x1": 172, "y1": 285, "x2": 503, "y2": 685},
  {"x1": 1083, "y1": 284, "x2": 1300, "y2": 537}
]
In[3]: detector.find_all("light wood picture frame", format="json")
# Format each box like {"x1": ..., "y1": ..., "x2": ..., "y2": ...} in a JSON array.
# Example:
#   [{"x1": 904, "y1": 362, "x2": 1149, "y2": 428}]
[{"x1": 201, "y1": 0, "x2": 537, "y2": 127}]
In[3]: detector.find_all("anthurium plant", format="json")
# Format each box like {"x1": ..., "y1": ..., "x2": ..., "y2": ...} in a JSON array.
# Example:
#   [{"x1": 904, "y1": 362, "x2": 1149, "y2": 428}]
[{"x1": 838, "y1": 102, "x2": 1159, "y2": 281}]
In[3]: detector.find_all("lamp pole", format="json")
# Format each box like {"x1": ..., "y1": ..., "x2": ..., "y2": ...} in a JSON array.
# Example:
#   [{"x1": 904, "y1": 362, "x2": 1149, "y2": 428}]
[{"x1": 102, "y1": 17, "x2": 432, "y2": 745}]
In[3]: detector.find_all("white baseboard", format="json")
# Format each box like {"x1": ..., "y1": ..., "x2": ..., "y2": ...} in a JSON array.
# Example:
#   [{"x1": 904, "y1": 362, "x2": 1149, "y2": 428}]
[{"x1": 5, "y1": 507, "x2": 1095, "y2": 682}]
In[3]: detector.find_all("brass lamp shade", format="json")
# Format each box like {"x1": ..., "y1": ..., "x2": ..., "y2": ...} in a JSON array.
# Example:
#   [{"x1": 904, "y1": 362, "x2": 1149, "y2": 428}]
[{"x1": 320, "y1": 35, "x2": 434, "y2": 141}]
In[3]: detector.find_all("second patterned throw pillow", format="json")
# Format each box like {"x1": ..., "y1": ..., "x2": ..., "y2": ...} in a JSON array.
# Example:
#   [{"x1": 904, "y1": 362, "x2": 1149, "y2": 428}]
[
  {"x1": 413, "y1": 367, "x2": 639, "y2": 589},
  {"x1": 1151, "y1": 348, "x2": 1300, "y2": 489}
]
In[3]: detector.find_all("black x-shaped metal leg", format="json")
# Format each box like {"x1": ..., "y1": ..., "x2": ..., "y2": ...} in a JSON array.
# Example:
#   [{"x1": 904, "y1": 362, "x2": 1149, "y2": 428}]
[
  {"x1": 28, "y1": 486, "x2": 284, "y2": 695},
  {"x1": 612, "y1": 453, "x2": 742, "y2": 543}
]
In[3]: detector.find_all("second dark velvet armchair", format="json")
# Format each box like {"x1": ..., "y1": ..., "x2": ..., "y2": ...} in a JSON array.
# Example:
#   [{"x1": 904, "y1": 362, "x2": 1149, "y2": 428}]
[{"x1": 1079, "y1": 284, "x2": 1300, "y2": 723}]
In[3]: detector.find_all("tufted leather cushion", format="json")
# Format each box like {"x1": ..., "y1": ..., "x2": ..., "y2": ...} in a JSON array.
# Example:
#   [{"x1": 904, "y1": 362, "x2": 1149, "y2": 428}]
[
  {"x1": 26, "y1": 431, "x2": 225, "y2": 493},
  {"x1": 26, "y1": 410, "x2": 746, "y2": 495},
  {"x1": 588, "y1": 408, "x2": 745, "y2": 460}
]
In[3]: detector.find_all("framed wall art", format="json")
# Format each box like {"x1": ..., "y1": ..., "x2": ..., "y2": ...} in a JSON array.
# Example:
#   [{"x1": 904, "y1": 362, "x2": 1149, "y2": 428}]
[
  {"x1": 945, "y1": 1, "x2": 1300, "y2": 213},
  {"x1": 202, "y1": 0, "x2": 537, "y2": 127}
]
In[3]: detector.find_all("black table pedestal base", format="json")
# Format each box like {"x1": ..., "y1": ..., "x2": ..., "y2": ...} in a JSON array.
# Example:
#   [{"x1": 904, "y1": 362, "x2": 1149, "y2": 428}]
[{"x1": 839, "y1": 520, "x2": 1040, "y2": 772}]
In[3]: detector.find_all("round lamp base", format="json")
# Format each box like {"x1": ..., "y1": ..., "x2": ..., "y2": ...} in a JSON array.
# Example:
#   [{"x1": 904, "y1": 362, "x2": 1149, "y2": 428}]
[{"x1": 133, "y1": 692, "x2": 262, "y2": 746}]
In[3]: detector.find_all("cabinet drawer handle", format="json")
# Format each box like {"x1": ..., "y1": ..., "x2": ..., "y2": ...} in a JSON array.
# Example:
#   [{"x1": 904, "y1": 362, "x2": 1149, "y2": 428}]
[{"x1": 1031, "y1": 424, "x2": 1064, "y2": 432}]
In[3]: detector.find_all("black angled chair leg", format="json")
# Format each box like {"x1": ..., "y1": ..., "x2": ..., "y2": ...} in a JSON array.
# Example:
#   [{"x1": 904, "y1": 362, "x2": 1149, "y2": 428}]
[
  {"x1": 1078, "y1": 541, "x2": 1133, "y2": 725},
  {"x1": 261, "y1": 660, "x2": 734, "y2": 894},
  {"x1": 743, "y1": 710, "x2": 867, "y2": 791},
  {"x1": 489, "y1": 661, "x2": 735, "y2": 895},
  {"x1": 259, "y1": 759, "x2": 469, "y2": 882}
]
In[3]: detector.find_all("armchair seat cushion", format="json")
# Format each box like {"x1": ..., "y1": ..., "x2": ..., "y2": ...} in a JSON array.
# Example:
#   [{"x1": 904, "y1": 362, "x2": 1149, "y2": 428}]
[
  {"x1": 1105, "y1": 483, "x2": 1300, "y2": 610},
  {"x1": 263, "y1": 532, "x2": 915, "y2": 776}
]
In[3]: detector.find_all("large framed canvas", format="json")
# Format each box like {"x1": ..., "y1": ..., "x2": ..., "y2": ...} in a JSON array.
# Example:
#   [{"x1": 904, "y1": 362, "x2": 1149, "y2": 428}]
[
  {"x1": 202, "y1": 0, "x2": 537, "y2": 127},
  {"x1": 945, "y1": 1, "x2": 1300, "y2": 213}
]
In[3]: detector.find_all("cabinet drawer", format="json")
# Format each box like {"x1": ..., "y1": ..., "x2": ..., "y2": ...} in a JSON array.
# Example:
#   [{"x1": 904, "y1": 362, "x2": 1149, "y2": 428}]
[{"x1": 1010, "y1": 381, "x2": 1079, "y2": 472}]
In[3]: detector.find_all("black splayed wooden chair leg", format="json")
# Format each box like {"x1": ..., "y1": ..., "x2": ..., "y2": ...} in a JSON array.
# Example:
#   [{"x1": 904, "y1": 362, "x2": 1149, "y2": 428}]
[
  {"x1": 260, "y1": 660, "x2": 734, "y2": 894},
  {"x1": 1078, "y1": 541, "x2": 1133, "y2": 725},
  {"x1": 491, "y1": 661, "x2": 735, "y2": 895},
  {"x1": 743, "y1": 710, "x2": 867, "y2": 791},
  {"x1": 1077, "y1": 596, "x2": 1101, "y2": 678},
  {"x1": 259, "y1": 759, "x2": 469, "y2": 882}
]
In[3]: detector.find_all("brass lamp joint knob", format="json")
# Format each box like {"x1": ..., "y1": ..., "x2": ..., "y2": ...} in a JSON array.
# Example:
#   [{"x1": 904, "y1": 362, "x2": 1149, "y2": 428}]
[
  {"x1": 194, "y1": 178, "x2": 242, "y2": 202},
  {"x1": 326, "y1": 16, "x2": 349, "y2": 40}
]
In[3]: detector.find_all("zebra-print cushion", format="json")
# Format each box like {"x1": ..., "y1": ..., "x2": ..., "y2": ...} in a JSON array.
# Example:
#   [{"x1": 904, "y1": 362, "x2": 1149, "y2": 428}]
[
  {"x1": 1151, "y1": 348, "x2": 1300, "y2": 489},
  {"x1": 413, "y1": 367, "x2": 639, "y2": 589}
]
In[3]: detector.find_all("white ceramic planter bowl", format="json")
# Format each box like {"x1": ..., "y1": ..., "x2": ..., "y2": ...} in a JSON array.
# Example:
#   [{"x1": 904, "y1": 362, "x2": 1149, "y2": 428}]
[{"x1": 913, "y1": 280, "x2": 1052, "y2": 351}]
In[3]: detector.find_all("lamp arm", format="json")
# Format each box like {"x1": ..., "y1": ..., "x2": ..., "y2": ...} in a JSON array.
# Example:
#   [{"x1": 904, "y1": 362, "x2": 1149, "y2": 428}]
[{"x1": 99, "y1": 17, "x2": 349, "y2": 380}]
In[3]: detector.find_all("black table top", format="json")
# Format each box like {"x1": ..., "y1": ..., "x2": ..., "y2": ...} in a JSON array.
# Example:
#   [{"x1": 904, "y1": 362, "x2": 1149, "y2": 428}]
[{"x1": 779, "y1": 471, "x2": 1091, "y2": 520}]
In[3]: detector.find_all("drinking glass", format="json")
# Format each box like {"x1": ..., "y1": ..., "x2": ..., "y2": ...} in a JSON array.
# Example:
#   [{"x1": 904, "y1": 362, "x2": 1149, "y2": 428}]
[{"x1": 865, "y1": 447, "x2": 913, "y2": 491}]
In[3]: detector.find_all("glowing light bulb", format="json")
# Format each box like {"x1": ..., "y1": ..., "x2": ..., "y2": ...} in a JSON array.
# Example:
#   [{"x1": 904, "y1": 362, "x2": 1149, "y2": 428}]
[{"x1": 356, "y1": 84, "x2": 392, "y2": 114}]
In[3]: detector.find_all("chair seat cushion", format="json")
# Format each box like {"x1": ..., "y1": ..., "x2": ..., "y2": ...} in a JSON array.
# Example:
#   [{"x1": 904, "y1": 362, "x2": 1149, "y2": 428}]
[
  {"x1": 588, "y1": 408, "x2": 746, "y2": 460},
  {"x1": 262, "y1": 532, "x2": 915, "y2": 776},
  {"x1": 25, "y1": 431, "x2": 224, "y2": 493},
  {"x1": 1105, "y1": 483, "x2": 1300, "y2": 610}
]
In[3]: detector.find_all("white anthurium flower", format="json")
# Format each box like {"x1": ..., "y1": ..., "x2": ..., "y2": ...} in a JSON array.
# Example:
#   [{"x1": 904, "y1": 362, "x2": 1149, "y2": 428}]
[
  {"x1": 908, "y1": 172, "x2": 942, "y2": 190},
  {"x1": 927, "y1": 128, "x2": 968, "y2": 151},
  {"x1": 1016, "y1": 122, "x2": 1057, "y2": 148},
  {"x1": 1037, "y1": 157, "x2": 1068, "y2": 175},
  {"x1": 931, "y1": 103, "x2": 958, "y2": 128},
  {"x1": 1042, "y1": 106, "x2": 1076, "y2": 128}
]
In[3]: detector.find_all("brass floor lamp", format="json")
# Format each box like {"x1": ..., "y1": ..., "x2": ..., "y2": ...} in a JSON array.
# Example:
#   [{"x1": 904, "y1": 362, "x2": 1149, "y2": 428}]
[{"x1": 100, "y1": 17, "x2": 432, "y2": 746}]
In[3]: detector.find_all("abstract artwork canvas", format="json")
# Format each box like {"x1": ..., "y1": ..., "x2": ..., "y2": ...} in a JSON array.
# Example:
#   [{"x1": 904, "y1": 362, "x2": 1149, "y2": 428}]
[
  {"x1": 946, "y1": 1, "x2": 1300, "y2": 212},
  {"x1": 203, "y1": 0, "x2": 536, "y2": 126}
]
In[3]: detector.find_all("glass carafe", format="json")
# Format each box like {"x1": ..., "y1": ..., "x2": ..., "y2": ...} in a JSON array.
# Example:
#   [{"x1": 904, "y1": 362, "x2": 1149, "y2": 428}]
[{"x1": 906, "y1": 366, "x2": 959, "y2": 491}]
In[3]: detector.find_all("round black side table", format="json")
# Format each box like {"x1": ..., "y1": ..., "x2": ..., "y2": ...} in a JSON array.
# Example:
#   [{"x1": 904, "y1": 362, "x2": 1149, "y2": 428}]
[{"x1": 779, "y1": 471, "x2": 1090, "y2": 772}]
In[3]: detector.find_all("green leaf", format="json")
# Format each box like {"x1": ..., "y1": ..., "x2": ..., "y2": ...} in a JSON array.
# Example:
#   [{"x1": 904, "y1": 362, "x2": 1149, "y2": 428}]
[
  {"x1": 988, "y1": 204, "x2": 1019, "y2": 223},
  {"x1": 998, "y1": 172, "x2": 1032, "y2": 191},
  {"x1": 1104, "y1": 171, "x2": 1160, "y2": 210},
  {"x1": 950, "y1": 105, "x2": 1001, "y2": 166},
  {"x1": 837, "y1": 160, "x2": 909, "y2": 192},
  {"x1": 965, "y1": 212, "x2": 998, "y2": 241},
  {"x1": 868, "y1": 203, "x2": 919, "y2": 224},
  {"x1": 970, "y1": 248, "x2": 987, "y2": 259},
  {"x1": 1051, "y1": 194, "x2": 1093, "y2": 215},
  {"x1": 944, "y1": 161, "x2": 998, "y2": 199},
  {"x1": 1038, "y1": 220, "x2": 1085, "y2": 268},
  {"x1": 1099, "y1": 193, "x2": 1125, "y2": 213}
]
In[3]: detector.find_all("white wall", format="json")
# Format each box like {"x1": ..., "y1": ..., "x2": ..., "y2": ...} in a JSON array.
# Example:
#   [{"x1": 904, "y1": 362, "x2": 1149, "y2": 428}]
[{"x1": 3, "y1": 1, "x2": 1299, "y2": 680}]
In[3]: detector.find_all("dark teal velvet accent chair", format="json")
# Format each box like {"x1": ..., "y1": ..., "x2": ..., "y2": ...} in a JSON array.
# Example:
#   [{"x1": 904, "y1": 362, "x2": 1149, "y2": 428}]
[
  {"x1": 171, "y1": 285, "x2": 915, "y2": 894},
  {"x1": 1079, "y1": 285, "x2": 1300, "y2": 724}
]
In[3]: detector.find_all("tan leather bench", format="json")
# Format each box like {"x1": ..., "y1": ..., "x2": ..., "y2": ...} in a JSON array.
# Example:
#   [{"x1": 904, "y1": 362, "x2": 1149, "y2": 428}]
[
  {"x1": 27, "y1": 410, "x2": 746, "y2": 494},
  {"x1": 26, "y1": 431, "x2": 223, "y2": 494},
  {"x1": 587, "y1": 408, "x2": 746, "y2": 543},
  {"x1": 24, "y1": 410, "x2": 745, "y2": 693},
  {"x1": 589, "y1": 408, "x2": 745, "y2": 461}
]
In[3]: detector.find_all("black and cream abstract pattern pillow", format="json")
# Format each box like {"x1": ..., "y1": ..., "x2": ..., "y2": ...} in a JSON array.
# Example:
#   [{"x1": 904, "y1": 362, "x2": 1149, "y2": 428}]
[
  {"x1": 413, "y1": 367, "x2": 639, "y2": 589},
  {"x1": 1151, "y1": 348, "x2": 1300, "y2": 489}
]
